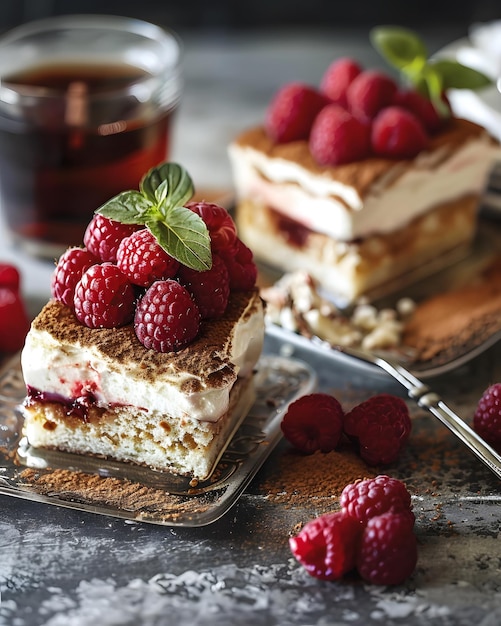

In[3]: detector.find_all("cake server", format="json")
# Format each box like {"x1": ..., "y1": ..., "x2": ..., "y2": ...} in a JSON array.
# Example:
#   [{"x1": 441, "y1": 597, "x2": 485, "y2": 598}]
[{"x1": 335, "y1": 344, "x2": 501, "y2": 481}]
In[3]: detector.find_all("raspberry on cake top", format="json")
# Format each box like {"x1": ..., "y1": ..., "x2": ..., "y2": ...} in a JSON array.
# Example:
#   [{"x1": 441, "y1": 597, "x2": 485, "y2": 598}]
[{"x1": 21, "y1": 162, "x2": 265, "y2": 479}]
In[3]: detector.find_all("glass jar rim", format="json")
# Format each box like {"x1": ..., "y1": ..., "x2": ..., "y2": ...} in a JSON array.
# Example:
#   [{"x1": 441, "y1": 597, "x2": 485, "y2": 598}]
[{"x1": 0, "y1": 14, "x2": 182, "y2": 101}]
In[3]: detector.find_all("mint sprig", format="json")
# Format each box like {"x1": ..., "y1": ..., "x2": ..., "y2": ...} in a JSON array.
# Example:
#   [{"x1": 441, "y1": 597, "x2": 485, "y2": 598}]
[
  {"x1": 96, "y1": 162, "x2": 212, "y2": 272},
  {"x1": 370, "y1": 26, "x2": 492, "y2": 116}
]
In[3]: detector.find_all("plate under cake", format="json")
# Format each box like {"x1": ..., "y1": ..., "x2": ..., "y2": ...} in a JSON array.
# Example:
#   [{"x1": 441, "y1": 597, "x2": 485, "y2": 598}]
[{"x1": 21, "y1": 289, "x2": 265, "y2": 480}]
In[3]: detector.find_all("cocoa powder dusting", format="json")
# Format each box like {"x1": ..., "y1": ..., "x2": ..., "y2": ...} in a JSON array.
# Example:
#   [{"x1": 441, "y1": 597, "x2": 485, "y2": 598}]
[
  {"x1": 234, "y1": 119, "x2": 484, "y2": 199},
  {"x1": 259, "y1": 442, "x2": 376, "y2": 510},
  {"x1": 404, "y1": 256, "x2": 501, "y2": 364},
  {"x1": 19, "y1": 469, "x2": 213, "y2": 522}
]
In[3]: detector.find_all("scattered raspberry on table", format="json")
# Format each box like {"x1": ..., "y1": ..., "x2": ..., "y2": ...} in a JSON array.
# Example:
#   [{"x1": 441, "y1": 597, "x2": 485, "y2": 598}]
[
  {"x1": 473, "y1": 383, "x2": 501, "y2": 452},
  {"x1": 280, "y1": 393, "x2": 344, "y2": 454},
  {"x1": 0, "y1": 263, "x2": 30, "y2": 353},
  {"x1": 290, "y1": 475, "x2": 417, "y2": 585}
]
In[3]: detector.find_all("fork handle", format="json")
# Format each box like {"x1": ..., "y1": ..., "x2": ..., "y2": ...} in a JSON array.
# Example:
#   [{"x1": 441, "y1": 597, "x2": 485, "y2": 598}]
[{"x1": 409, "y1": 386, "x2": 501, "y2": 481}]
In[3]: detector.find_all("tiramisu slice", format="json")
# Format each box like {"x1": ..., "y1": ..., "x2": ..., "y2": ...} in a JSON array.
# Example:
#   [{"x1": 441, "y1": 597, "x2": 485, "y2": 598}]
[
  {"x1": 229, "y1": 48, "x2": 501, "y2": 305},
  {"x1": 21, "y1": 163, "x2": 265, "y2": 480}
]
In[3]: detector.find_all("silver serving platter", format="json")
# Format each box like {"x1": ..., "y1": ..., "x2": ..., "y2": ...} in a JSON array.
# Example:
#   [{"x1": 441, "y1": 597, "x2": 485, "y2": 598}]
[
  {"x1": 266, "y1": 322, "x2": 501, "y2": 380},
  {"x1": 0, "y1": 353, "x2": 316, "y2": 527}
]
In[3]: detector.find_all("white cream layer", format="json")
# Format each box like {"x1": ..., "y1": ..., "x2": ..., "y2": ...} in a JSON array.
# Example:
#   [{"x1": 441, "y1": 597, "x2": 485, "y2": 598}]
[
  {"x1": 21, "y1": 299, "x2": 265, "y2": 424},
  {"x1": 229, "y1": 133, "x2": 501, "y2": 241}
]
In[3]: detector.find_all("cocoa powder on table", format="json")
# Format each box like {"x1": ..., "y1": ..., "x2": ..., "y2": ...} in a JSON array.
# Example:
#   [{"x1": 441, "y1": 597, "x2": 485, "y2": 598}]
[
  {"x1": 18, "y1": 468, "x2": 213, "y2": 522},
  {"x1": 259, "y1": 442, "x2": 376, "y2": 510}
]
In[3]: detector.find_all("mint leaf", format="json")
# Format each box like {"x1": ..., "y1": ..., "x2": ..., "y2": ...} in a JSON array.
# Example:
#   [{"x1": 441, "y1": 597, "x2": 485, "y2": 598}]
[
  {"x1": 430, "y1": 59, "x2": 492, "y2": 90},
  {"x1": 420, "y1": 66, "x2": 450, "y2": 116},
  {"x1": 370, "y1": 26, "x2": 427, "y2": 71},
  {"x1": 147, "y1": 205, "x2": 212, "y2": 270},
  {"x1": 97, "y1": 191, "x2": 153, "y2": 224},
  {"x1": 370, "y1": 25, "x2": 492, "y2": 112},
  {"x1": 95, "y1": 162, "x2": 212, "y2": 272},
  {"x1": 141, "y1": 162, "x2": 194, "y2": 208}
]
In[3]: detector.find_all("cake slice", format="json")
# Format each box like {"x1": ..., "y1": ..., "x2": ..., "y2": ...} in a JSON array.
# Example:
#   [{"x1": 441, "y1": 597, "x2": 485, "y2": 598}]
[
  {"x1": 21, "y1": 163, "x2": 265, "y2": 480},
  {"x1": 22, "y1": 291, "x2": 263, "y2": 480},
  {"x1": 229, "y1": 54, "x2": 501, "y2": 305}
]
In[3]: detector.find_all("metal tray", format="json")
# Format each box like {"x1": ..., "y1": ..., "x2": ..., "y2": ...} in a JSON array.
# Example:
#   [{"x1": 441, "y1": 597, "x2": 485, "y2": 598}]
[
  {"x1": 0, "y1": 353, "x2": 316, "y2": 527},
  {"x1": 266, "y1": 322, "x2": 501, "y2": 381}
]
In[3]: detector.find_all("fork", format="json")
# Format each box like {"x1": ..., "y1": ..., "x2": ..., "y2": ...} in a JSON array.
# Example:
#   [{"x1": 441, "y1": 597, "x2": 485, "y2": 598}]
[{"x1": 336, "y1": 344, "x2": 501, "y2": 481}]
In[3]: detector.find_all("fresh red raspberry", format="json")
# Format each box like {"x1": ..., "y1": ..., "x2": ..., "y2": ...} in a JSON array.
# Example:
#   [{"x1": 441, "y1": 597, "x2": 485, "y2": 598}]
[
  {"x1": 0, "y1": 286, "x2": 30, "y2": 353},
  {"x1": 186, "y1": 201, "x2": 238, "y2": 253},
  {"x1": 83, "y1": 214, "x2": 139, "y2": 263},
  {"x1": 51, "y1": 247, "x2": 99, "y2": 308},
  {"x1": 134, "y1": 280, "x2": 200, "y2": 352},
  {"x1": 320, "y1": 57, "x2": 363, "y2": 108},
  {"x1": 177, "y1": 253, "x2": 230, "y2": 319},
  {"x1": 309, "y1": 104, "x2": 371, "y2": 166},
  {"x1": 0, "y1": 263, "x2": 20, "y2": 290},
  {"x1": 290, "y1": 511, "x2": 362, "y2": 581},
  {"x1": 393, "y1": 89, "x2": 444, "y2": 134},
  {"x1": 356, "y1": 512, "x2": 418, "y2": 585},
  {"x1": 73, "y1": 263, "x2": 135, "y2": 329},
  {"x1": 281, "y1": 393, "x2": 344, "y2": 454},
  {"x1": 116, "y1": 229, "x2": 180, "y2": 288},
  {"x1": 346, "y1": 70, "x2": 398, "y2": 122},
  {"x1": 344, "y1": 394, "x2": 412, "y2": 465},
  {"x1": 219, "y1": 238, "x2": 257, "y2": 291},
  {"x1": 371, "y1": 106, "x2": 429, "y2": 159},
  {"x1": 340, "y1": 475, "x2": 414, "y2": 526},
  {"x1": 473, "y1": 383, "x2": 501, "y2": 452},
  {"x1": 265, "y1": 82, "x2": 330, "y2": 143}
]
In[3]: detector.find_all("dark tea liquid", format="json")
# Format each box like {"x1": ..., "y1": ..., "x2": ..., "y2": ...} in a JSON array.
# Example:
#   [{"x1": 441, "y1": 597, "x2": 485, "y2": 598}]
[{"x1": 0, "y1": 63, "x2": 172, "y2": 255}]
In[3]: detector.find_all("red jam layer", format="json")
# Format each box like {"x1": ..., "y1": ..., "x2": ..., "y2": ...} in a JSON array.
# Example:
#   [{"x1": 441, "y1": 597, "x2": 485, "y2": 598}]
[
  {"x1": 269, "y1": 207, "x2": 311, "y2": 247},
  {"x1": 25, "y1": 385, "x2": 98, "y2": 422}
]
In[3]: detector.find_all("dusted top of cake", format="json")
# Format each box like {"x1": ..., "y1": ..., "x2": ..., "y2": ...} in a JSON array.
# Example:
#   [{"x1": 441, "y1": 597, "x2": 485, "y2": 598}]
[
  {"x1": 29, "y1": 289, "x2": 263, "y2": 393},
  {"x1": 233, "y1": 118, "x2": 490, "y2": 200}
]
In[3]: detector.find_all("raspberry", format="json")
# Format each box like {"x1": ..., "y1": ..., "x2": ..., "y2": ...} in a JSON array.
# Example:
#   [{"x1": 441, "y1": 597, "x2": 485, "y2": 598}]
[
  {"x1": 344, "y1": 394, "x2": 411, "y2": 465},
  {"x1": 290, "y1": 511, "x2": 362, "y2": 581},
  {"x1": 473, "y1": 383, "x2": 501, "y2": 452},
  {"x1": 393, "y1": 89, "x2": 444, "y2": 134},
  {"x1": 134, "y1": 280, "x2": 200, "y2": 352},
  {"x1": 265, "y1": 82, "x2": 329, "y2": 143},
  {"x1": 0, "y1": 286, "x2": 30, "y2": 353},
  {"x1": 340, "y1": 475, "x2": 414, "y2": 526},
  {"x1": 116, "y1": 229, "x2": 180, "y2": 288},
  {"x1": 73, "y1": 263, "x2": 135, "y2": 329},
  {"x1": 281, "y1": 393, "x2": 344, "y2": 454},
  {"x1": 371, "y1": 106, "x2": 428, "y2": 159},
  {"x1": 186, "y1": 201, "x2": 238, "y2": 253},
  {"x1": 356, "y1": 512, "x2": 418, "y2": 585},
  {"x1": 309, "y1": 104, "x2": 371, "y2": 166},
  {"x1": 219, "y1": 238, "x2": 257, "y2": 291},
  {"x1": 177, "y1": 253, "x2": 230, "y2": 319},
  {"x1": 0, "y1": 263, "x2": 20, "y2": 290},
  {"x1": 320, "y1": 57, "x2": 363, "y2": 108},
  {"x1": 83, "y1": 214, "x2": 139, "y2": 263},
  {"x1": 346, "y1": 70, "x2": 398, "y2": 122},
  {"x1": 51, "y1": 247, "x2": 99, "y2": 307}
]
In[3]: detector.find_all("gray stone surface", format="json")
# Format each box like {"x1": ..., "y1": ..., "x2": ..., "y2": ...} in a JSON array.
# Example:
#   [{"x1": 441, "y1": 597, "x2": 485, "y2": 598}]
[{"x1": 1, "y1": 26, "x2": 501, "y2": 626}]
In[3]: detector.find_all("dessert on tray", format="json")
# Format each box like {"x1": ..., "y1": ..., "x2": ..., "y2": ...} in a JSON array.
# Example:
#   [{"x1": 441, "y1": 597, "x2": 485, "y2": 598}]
[
  {"x1": 229, "y1": 28, "x2": 501, "y2": 305},
  {"x1": 21, "y1": 163, "x2": 265, "y2": 480}
]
